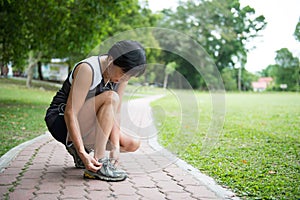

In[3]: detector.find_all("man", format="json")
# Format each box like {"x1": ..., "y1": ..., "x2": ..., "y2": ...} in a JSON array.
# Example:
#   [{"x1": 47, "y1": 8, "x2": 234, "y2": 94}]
[{"x1": 45, "y1": 40, "x2": 146, "y2": 181}]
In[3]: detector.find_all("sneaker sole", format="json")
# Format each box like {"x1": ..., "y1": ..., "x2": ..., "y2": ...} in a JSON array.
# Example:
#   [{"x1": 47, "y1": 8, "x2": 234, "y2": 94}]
[{"x1": 83, "y1": 170, "x2": 127, "y2": 182}]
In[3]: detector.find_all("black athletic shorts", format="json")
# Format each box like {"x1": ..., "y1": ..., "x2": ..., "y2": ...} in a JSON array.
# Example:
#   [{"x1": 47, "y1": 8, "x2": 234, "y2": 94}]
[{"x1": 47, "y1": 115, "x2": 68, "y2": 145}]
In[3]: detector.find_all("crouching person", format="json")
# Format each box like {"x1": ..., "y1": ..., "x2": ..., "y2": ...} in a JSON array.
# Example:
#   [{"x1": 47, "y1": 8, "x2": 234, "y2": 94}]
[{"x1": 45, "y1": 40, "x2": 146, "y2": 181}]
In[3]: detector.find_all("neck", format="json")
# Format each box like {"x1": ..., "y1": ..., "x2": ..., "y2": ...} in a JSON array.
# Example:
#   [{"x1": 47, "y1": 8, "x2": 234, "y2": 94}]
[{"x1": 100, "y1": 55, "x2": 110, "y2": 83}]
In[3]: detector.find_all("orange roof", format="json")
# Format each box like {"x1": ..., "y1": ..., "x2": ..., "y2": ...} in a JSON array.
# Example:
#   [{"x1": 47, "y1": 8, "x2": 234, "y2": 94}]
[{"x1": 258, "y1": 77, "x2": 273, "y2": 83}]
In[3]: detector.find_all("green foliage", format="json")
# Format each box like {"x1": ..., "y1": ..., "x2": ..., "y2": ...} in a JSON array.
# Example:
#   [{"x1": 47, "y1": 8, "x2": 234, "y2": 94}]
[
  {"x1": 221, "y1": 68, "x2": 258, "y2": 91},
  {"x1": 262, "y1": 48, "x2": 300, "y2": 91},
  {"x1": 157, "y1": 0, "x2": 266, "y2": 74},
  {"x1": 261, "y1": 64, "x2": 279, "y2": 78},
  {"x1": 0, "y1": 0, "x2": 158, "y2": 67},
  {"x1": 152, "y1": 92, "x2": 300, "y2": 199},
  {"x1": 222, "y1": 68, "x2": 237, "y2": 90},
  {"x1": 294, "y1": 17, "x2": 300, "y2": 42}
]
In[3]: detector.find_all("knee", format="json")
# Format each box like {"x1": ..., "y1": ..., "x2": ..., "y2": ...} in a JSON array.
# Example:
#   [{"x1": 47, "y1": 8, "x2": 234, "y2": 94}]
[
  {"x1": 103, "y1": 91, "x2": 120, "y2": 107},
  {"x1": 126, "y1": 139, "x2": 141, "y2": 152}
]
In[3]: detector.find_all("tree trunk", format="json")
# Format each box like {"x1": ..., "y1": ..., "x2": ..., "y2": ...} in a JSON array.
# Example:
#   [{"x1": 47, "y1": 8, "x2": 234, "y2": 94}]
[
  {"x1": 37, "y1": 61, "x2": 43, "y2": 80},
  {"x1": 26, "y1": 51, "x2": 42, "y2": 88},
  {"x1": 238, "y1": 67, "x2": 242, "y2": 91},
  {"x1": 163, "y1": 73, "x2": 168, "y2": 89},
  {"x1": 178, "y1": 75, "x2": 183, "y2": 89}
]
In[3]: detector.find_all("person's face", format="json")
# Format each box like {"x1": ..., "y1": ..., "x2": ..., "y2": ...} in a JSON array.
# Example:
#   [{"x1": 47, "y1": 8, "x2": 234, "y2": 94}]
[
  {"x1": 107, "y1": 56, "x2": 130, "y2": 83},
  {"x1": 110, "y1": 65, "x2": 130, "y2": 83}
]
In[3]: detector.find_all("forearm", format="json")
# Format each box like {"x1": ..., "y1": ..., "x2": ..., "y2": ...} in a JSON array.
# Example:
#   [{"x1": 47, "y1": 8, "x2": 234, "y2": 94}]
[{"x1": 64, "y1": 112, "x2": 86, "y2": 154}]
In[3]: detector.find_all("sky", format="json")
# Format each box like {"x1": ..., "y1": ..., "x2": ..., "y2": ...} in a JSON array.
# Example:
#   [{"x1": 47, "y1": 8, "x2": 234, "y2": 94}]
[{"x1": 147, "y1": 0, "x2": 300, "y2": 73}]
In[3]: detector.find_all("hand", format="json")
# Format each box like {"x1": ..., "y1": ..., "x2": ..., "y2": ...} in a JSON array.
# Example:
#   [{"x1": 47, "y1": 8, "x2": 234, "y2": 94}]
[
  {"x1": 80, "y1": 152, "x2": 102, "y2": 172},
  {"x1": 109, "y1": 147, "x2": 120, "y2": 166}
]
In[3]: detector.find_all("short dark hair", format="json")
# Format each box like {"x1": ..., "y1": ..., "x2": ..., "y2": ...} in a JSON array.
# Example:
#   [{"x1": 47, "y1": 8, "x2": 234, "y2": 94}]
[{"x1": 108, "y1": 40, "x2": 146, "y2": 77}]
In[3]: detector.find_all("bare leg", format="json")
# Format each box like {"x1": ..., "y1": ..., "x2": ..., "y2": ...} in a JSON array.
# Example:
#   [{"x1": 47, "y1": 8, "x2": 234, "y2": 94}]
[
  {"x1": 105, "y1": 131, "x2": 141, "y2": 152},
  {"x1": 75, "y1": 90, "x2": 141, "y2": 162},
  {"x1": 93, "y1": 91, "x2": 119, "y2": 160},
  {"x1": 77, "y1": 91, "x2": 119, "y2": 160},
  {"x1": 119, "y1": 132, "x2": 141, "y2": 152}
]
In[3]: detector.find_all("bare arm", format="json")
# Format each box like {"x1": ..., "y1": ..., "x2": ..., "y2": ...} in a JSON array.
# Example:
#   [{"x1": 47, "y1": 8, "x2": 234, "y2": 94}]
[{"x1": 64, "y1": 63, "x2": 101, "y2": 171}]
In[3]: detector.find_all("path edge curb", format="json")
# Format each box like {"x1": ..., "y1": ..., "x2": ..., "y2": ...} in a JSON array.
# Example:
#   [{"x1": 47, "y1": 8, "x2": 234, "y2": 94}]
[
  {"x1": 0, "y1": 132, "x2": 49, "y2": 173},
  {"x1": 149, "y1": 136, "x2": 239, "y2": 200}
]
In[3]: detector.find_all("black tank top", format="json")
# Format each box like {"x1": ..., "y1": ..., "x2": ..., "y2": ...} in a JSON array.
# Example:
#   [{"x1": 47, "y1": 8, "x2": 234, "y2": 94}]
[{"x1": 44, "y1": 56, "x2": 118, "y2": 128}]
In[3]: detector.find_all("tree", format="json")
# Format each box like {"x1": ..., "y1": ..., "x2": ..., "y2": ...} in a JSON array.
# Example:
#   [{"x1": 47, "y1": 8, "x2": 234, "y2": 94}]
[
  {"x1": 0, "y1": 0, "x2": 158, "y2": 86},
  {"x1": 241, "y1": 68, "x2": 258, "y2": 91},
  {"x1": 158, "y1": 0, "x2": 266, "y2": 82},
  {"x1": 221, "y1": 67, "x2": 257, "y2": 91},
  {"x1": 261, "y1": 64, "x2": 278, "y2": 78},
  {"x1": 293, "y1": 17, "x2": 300, "y2": 91},
  {"x1": 274, "y1": 48, "x2": 299, "y2": 91},
  {"x1": 221, "y1": 68, "x2": 237, "y2": 90},
  {"x1": 163, "y1": 61, "x2": 176, "y2": 89},
  {"x1": 294, "y1": 17, "x2": 300, "y2": 42},
  {"x1": 0, "y1": 0, "x2": 27, "y2": 70}
]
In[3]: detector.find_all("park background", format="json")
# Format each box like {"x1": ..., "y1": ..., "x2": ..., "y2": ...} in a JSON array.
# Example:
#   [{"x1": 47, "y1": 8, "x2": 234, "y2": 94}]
[{"x1": 1, "y1": 0, "x2": 299, "y2": 199}]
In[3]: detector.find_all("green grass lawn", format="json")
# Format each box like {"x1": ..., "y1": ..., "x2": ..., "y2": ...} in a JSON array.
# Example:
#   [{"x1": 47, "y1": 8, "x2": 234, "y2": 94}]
[
  {"x1": 152, "y1": 91, "x2": 300, "y2": 199},
  {"x1": 0, "y1": 78, "x2": 56, "y2": 157}
]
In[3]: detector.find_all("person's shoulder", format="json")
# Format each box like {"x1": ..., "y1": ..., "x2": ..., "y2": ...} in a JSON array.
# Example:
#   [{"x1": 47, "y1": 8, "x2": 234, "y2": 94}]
[{"x1": 74, "y1": 62, "x2": 93, "y2": 76}]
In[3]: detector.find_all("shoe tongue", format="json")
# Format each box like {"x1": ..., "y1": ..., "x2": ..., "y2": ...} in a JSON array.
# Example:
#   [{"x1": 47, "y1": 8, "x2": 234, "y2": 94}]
[
  {"x1": 98, "y1": 158, "x2": 116, "y2": 169},
  {"x1": 98, "y1": 157, "x2": 108, "y2": 163}
]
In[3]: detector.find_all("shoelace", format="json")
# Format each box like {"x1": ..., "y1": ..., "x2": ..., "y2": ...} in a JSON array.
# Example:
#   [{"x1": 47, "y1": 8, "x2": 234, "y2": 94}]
[{"x1": 99, "y1": 158, "x2": 114, "y2": 170}]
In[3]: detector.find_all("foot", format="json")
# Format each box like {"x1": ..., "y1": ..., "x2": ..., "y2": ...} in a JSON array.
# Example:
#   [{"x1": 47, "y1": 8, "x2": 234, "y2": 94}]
[
  {"x1": 83, "y1": 157, "x2": 127, "y2": 182},
  {"x1": 66, "y1": 143, "x2": 88, "y2": 169}
]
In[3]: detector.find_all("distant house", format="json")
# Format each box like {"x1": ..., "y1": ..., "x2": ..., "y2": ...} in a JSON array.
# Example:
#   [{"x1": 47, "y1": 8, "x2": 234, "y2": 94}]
[
  {"x1": 33, "y1": 58, "x2": 68, "y2": 82},
  {"x1": 252, "y1": 77, "x2": 273, "y2": 92}
]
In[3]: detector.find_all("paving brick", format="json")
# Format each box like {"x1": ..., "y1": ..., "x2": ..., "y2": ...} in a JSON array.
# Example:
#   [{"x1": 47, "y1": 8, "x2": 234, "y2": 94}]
[
  {"x1": 33, "y1": 193, "x2": 60, "y2": 199},
  {"x1": 136, "y1": 187, "x2": 165, "y2": 200},
  {"x1": 44, "y1": 165, "x2": 63, "y2": 173},
  {"x1": 130, "y1": 176, "x2": 156, "y2": 188},
  {"x1": 185, "y1": 185, "x2": 219, "y2": 199},
  {"x1": 0, "y1": 174, "x2": 17, "y2": 186},
  {"x1": 164, "y1": 166, "x2": 187, "y2": 176},
  {"x1": 0, "y1": 185, "x2": 10, "y2": 196},
  {"x1": 9, "y1": 189, "x2": 35, "y2": 200},
  {"x1": 110, "y1": 183, "x2": 136, "y2": 195},
  {"x1": 166, "y1": 191, "x2": 193, "y2": 199},
  {"x1": 15, "y1": 178, "x2": 40, "y2": 190},
  {"x1": 31, "y1": 157, "x2": 49, "y2": 163},
  {"x1": 1, "y1": 167, "x2": 21, "y2": 176},
  {"x1": 35, "y1": 182, "x2": 61, "y2": 194},
  {"x1": 85, "y1": 180, "x2": 111, "y2": 191},
  {"x1": 60, "y1": 185, "x2": 87, "y2": 199},
  {"x1": 178, "y1": 175, "x2": 203, "y2": 186},
  {"x1": 41, "y1": 172, "x2": 64, "y2": 182},
  {"x1": 21, "y1": 169, "x2": 44, "y2": 179},
  {"x1": 116, "y1": 194, "x2": 141, "y2": 200},
  {"x1": 87, "y1": 190, "x2": 116, "y2": 199},
  {"x1": 7, "y1": 160, "x2": 27, "y2": 168},
  {"x1": 125, "y1": 167, "x2": 148, "y2": 174},
  {"x1": 27, "y1": 163, "x2": 46, "y2": 170},
  {"x1": 63, "y1": 167, "x2": 82, "y2": 176},
  {"x1": 156, "y1": 180, "x2": 184, "y2": 193},
  {"x1": 148, "y1": 171, "x2": 173, "y2": 181},
  {"x1": 63, "y1": 175, "x2": 86, "y2": 186},
  {"x1": 14, "y1": 155, "x2": 31, "y2": 161}
]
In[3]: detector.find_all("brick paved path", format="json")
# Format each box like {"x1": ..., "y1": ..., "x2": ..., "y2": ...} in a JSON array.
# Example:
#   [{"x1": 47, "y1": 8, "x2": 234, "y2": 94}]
[{"x1": 0, "y1": 95, "x2": 237, "y2": 200}]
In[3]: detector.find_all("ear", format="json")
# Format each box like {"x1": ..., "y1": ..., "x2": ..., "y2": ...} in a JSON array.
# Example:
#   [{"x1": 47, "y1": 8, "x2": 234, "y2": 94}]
[{"x1": 107, "y1": 55, "x2": 114, "y2": 64}]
